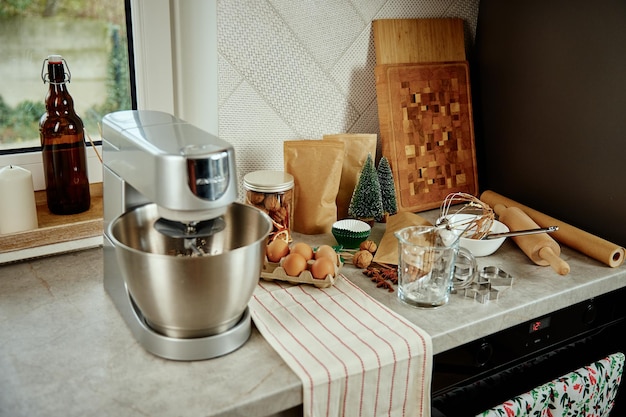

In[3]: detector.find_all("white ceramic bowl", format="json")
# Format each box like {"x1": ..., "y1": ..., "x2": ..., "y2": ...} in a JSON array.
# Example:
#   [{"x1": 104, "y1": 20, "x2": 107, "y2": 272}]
[{"x1": 447, "y1": 213, "x2": 510, "y2": 257}]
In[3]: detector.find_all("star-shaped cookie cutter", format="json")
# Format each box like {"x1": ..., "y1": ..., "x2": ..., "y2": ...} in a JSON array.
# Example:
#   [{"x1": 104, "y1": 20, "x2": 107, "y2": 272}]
[{"x1": 463, "y1": 266, "x2": 514, "y2": 303}]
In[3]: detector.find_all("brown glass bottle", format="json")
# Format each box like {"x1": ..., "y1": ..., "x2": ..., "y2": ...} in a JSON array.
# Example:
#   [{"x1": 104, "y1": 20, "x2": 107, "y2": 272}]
[{"x1": 39, "y1": 55, "x2": 91, "y2": 215}]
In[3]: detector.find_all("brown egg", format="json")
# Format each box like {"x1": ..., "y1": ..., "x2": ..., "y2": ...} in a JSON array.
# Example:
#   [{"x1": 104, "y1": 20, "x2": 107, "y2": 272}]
[
  {"x1": 311, "y1": 257, "x2": 336, "y2": 279},
  {"x1": 282, "y1": 253, "x2": 308, "y2": 276},
  {"x1": 266, "y1": 238, "x2": 289, "y2": 262},
  {"x1": 290, "y1": 242, "x2": 314, "y2": 261},
  {"x1": 315, "y1": 245, "x2": 337, "y2": 262}
]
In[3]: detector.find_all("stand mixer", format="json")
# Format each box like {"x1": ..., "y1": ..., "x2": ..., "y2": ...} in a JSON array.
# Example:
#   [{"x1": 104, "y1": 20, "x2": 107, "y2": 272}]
[{"x1": 102, "y1": 110, "x2": 272, "y2": 360}]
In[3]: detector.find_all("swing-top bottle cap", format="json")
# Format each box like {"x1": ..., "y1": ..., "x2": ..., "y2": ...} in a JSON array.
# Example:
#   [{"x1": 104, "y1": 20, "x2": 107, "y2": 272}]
[
  {"x1": 42, "y1": 55, "x2": 69, "y2": 84},
  {"x1": 47, "y1": 55, "x2": 63, "y2": 63}
]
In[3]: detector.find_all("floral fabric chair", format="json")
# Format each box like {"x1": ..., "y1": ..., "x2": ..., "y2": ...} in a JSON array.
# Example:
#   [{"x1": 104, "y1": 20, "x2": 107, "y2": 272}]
[{"x1": 477, "y1": 352, "x2": 625, "y2": 417}]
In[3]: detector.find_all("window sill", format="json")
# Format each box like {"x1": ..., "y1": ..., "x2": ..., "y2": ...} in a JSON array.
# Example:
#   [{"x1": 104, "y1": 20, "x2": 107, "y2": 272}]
[{"x1": 0, "y1": 182, "x2": 103, "y2": 264}]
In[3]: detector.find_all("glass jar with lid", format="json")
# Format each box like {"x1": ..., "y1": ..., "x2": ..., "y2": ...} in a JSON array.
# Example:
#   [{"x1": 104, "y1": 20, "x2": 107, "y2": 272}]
[{"x1": 243, "y1": 170, "x2": 294, "y2": 242}]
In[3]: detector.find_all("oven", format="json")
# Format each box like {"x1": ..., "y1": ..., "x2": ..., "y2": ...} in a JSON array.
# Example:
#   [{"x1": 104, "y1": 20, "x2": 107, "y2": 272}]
[{"x1": 431, "y1": 286, "x2": 626, "y2": 416}]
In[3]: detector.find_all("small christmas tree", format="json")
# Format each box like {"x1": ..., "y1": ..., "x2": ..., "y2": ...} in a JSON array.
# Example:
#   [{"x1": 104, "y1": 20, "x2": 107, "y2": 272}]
[
  {"x1": 348, "y1": 153, "x2": 383, "y2": 222},
  {"x1": 376, "y1": 156, "x2": 398, "y2": 221}
]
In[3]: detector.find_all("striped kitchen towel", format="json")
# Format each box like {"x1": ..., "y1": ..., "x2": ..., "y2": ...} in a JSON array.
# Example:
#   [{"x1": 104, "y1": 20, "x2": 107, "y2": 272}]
[{"x1": 250, "y1": 275, "x2": 432, "y2": 417}]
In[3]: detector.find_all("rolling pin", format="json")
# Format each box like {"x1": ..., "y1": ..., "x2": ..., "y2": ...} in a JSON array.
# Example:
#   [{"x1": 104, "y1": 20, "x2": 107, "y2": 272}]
[
  {"x1": 481, "y1": 190, "x2": 625, "y2": 267},
  {"x1": 494, "y1": 204, "x2": 570, "y2": 275}
]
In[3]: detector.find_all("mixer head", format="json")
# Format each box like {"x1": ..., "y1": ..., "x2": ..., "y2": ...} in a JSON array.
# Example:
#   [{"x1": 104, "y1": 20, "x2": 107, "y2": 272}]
[{"x1": 102, "y1": 110, "x2": 238, "y2": 225}]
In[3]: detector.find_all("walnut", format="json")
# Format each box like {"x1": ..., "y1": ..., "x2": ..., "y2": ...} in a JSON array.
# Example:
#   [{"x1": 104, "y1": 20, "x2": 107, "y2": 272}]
[
  {"x1": 353, "y1": 250, "x2": 373, "y2": 269},
  {"x1": 264, "y1": 194, "x2": 281, "y2": 211},
  {"x1": 359, "y1": 240, "x2": 377, "y2": 253},
  {"x1": 282, "y1": 190, "x2": 293, "y2": 205},
  {"x1": 247, "y1": 191, "x2": 265, "y2": 205},
  {"x1": 271, "y1": 206, "x2": 287, "y2": 223}
]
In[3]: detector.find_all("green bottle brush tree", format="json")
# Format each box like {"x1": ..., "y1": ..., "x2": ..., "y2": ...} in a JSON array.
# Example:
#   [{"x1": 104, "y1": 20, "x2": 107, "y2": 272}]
[{"x1": 348, "y1": 154, "x2": 398, "y2": 224}]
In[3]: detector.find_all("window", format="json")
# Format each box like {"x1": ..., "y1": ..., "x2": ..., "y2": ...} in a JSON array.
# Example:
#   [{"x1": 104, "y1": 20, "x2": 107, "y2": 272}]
[
  {"x1": 0, "y1": 0, "x2": 133, "y2": 188},
  {"x1": 0, "y1": 0, "x2": 218, "y2": 192}
]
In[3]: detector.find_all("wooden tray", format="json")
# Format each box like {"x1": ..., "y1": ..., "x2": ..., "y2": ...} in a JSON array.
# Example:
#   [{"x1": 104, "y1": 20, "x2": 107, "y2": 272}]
[
  {"x1": 375, "y1": 62, "x2": 478, "y2": 212},
  {"x1": 0, "y1": 182, "x2": 103, "y2": 254}
]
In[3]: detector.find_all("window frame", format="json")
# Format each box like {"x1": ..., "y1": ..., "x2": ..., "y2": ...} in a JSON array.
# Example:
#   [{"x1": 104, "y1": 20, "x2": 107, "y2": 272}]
[{"x1": 125, "y1": 0, "x2": 219, "y2": 134}]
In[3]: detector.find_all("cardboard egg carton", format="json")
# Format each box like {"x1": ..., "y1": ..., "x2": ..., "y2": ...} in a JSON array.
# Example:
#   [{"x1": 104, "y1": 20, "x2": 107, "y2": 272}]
[{"x1": 261, "y1": 254, "x2": 342, "y2": 288}]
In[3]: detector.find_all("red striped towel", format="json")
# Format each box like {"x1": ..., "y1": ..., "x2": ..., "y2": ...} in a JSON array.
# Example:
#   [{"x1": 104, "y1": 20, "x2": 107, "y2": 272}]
[{"x1": 250, "y1": 275, "x2": 432, "y2": 417}]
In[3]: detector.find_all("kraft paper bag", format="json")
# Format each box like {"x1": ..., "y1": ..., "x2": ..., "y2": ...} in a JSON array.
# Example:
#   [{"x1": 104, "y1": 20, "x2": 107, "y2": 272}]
[
  {"x1": 322, "y1": 134, "x2": 377, "y2": 221},
  {"x1": 372, "y1": 211, "x2": 432, "y2": 266},
  {"x1": 284, "y1": 140, "x2": 345, "y2": 234}
]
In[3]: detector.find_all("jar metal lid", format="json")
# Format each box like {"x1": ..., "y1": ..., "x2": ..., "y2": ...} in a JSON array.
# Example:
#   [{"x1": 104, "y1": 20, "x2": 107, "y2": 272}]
[{"x1": 243, "y1": 170, "x2": 294, "y2": 193}]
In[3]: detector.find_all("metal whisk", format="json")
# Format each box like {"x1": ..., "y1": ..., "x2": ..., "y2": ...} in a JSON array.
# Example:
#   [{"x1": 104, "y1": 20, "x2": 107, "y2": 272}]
[{"x1": 435, "y1": 192, "x2": 495, "y2": 240}]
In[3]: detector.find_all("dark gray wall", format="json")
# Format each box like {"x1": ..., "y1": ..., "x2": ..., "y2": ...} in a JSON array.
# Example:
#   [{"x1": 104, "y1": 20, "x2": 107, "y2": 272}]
[{"x1": 473, "y1": 0, "x2": 626, "y2": 246}]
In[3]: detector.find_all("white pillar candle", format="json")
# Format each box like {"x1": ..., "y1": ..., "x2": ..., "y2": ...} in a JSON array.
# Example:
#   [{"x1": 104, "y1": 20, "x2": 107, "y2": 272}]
[{"x1": 0, "y1": 165, "x2": 39, "y2": 234}]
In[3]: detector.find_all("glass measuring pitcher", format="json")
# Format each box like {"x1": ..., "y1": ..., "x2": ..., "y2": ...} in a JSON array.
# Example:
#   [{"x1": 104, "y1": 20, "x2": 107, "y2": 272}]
[{"x1": 395, "y1": 226, "x2": 476, "y2": 308}]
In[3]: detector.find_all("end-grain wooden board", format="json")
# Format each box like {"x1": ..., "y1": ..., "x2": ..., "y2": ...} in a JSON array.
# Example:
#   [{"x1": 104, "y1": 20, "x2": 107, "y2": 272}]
[
  {"x1": 375, "y1": 62, "x2": 478, "y2": 212},
  {"x1": 372, "y1": 18, "x2": 466, "y2": 64}
]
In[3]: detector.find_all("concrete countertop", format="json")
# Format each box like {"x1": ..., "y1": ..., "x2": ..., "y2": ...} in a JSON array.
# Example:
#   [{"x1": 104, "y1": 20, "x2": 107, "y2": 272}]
[{"x1": 2, "y1": 212, "x2": 625, "y2": 417}]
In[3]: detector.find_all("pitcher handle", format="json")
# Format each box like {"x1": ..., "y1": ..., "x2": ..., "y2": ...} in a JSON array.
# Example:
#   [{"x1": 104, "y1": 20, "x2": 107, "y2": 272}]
[{"x1": 452, "y1": 247, "x2": 477, "y2": 291}]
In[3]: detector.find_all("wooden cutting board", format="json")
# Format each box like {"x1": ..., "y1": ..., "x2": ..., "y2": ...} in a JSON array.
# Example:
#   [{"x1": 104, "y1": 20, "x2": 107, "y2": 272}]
[
  {"x1": 373, "y1": 18, "x2": 477, "y2": 212},
  {"x1": 375, "y1": 62, "x2": 478, "y2": 212},
  {"x1": 372, "y1": 18, "x2": 466, "y2": 64}
]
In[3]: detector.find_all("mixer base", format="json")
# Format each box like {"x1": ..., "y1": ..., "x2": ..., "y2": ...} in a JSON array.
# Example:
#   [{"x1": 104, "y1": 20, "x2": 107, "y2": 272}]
[
  {"x1": 104, "y1": 241, "x2": 252, "y2": 361},
  {"x1": 130, "y1": 297, "x2": 252, "y2": 360}
]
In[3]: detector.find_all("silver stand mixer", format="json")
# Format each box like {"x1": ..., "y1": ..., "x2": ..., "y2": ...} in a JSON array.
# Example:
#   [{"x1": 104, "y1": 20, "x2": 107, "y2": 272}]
[{"x1": 102, "y1": 110, "x2": 271, "y2": 361}]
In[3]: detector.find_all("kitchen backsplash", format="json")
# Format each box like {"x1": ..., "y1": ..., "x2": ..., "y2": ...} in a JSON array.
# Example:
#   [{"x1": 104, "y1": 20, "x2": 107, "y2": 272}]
[{"x1": 216, "y1": 0, "x2": 480, "y2": 190}]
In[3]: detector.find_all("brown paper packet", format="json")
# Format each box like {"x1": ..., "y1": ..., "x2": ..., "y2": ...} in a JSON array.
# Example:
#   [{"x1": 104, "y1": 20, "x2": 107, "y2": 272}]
[
  {"x1": 322, "y1": 134, "x2": 377, "y2": 221},
  {"x1": 372, "y1": 211, "x2": 432, "y2": 266},
  {"x1": 284, "y1": 140, "x2": 345, "y2": 234}
]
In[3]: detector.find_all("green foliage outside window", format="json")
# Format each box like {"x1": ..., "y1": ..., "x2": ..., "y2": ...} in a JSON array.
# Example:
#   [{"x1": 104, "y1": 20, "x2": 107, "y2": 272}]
[
  {"x1": 0, "y1": 98, "x2": 46, "y2": 147},
  {"x1": 83, "y1": 25, "x2": 132, "y2": 137},
  {"x1": 0, "y1": 0, "x2": 130, "y2": 148}
]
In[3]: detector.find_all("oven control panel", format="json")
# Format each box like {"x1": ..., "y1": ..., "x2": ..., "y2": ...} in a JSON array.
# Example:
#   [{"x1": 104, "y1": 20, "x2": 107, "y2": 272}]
[{"x1": 433, "y1": 286, "x2": 626, "y2": 395}]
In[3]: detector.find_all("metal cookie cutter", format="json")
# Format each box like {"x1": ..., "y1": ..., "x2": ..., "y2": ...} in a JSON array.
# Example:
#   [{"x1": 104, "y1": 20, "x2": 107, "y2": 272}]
[{"x1": 463, "y1": 266, "x2": 514, "y2": 303}]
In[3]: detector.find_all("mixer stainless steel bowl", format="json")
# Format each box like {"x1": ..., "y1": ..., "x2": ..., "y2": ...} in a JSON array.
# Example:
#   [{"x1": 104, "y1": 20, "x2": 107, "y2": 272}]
[{"x1": 108, "y1": 202, "x2": 272, "y2": 338}]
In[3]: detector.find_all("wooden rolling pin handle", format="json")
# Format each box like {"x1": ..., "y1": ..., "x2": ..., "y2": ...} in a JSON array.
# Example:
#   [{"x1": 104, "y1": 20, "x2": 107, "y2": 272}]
[
  {"x1": 539, "y1": 246, "x2": 570, "y2": 276},
  {"x1": 494, "y1": 202, "x2": 570, "y2": 274},
  {"x1": 493, "y1": 203, "x2": 507, "y2": 217}
]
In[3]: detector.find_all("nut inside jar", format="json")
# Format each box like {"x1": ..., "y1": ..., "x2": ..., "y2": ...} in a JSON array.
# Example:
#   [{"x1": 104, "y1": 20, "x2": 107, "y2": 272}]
[{"x1": 243, "y1": 170, "x2": 294, "y2": 242}]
